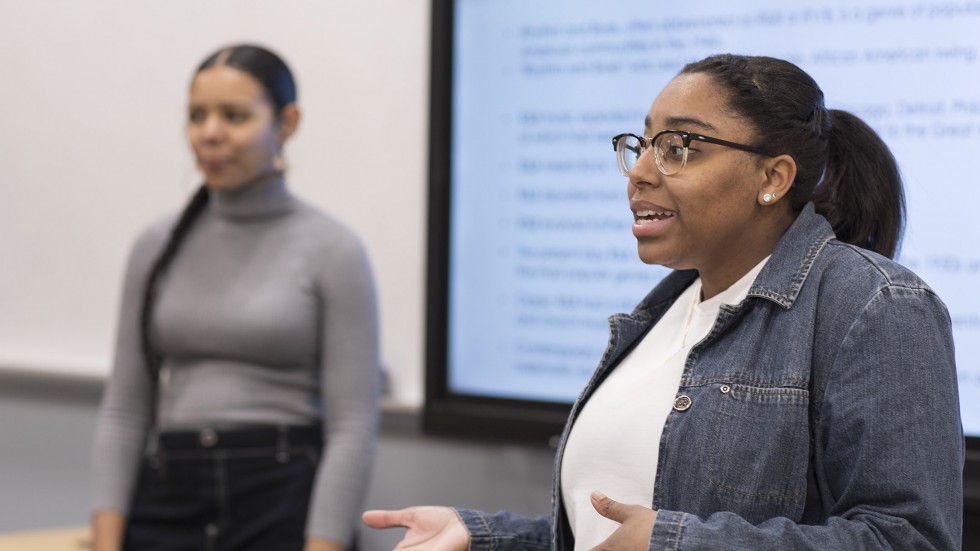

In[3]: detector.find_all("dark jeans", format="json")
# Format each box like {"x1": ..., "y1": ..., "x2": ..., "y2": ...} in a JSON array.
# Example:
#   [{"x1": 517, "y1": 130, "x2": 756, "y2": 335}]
[{"x1": 123, "y1": 425, "x2": 322, "y2": 551}]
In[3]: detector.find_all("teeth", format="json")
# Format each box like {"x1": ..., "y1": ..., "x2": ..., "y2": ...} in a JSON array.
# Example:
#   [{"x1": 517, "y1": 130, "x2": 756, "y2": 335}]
[{"x1": 634, "y1": 209, "x2": 674, "y2": 226}]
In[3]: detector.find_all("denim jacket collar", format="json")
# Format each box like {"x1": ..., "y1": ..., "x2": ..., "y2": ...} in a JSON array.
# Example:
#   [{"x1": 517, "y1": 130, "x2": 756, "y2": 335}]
[
  {"x1": 747, "y1": 202, "x2": 835, "y2": 308},
  {"x1": 583, "y1": 205, "x2": 833, "y2": 400},
  {"x1": 628, "y1": 202, "x2": 835, "y2": 321}
]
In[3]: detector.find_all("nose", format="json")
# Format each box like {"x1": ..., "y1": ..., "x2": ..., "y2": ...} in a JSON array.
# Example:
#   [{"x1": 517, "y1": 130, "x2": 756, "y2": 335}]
[
  {"x1": 198, "y1": 114, "x2": 226, "y2": 142},
  {"x1": 628, "y1": 146, "x2": 661, "y2": 190}
]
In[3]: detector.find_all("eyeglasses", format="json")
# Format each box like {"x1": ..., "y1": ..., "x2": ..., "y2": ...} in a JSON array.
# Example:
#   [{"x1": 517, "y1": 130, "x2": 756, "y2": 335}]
[{"x1": 611, "y1": 130, "x2": 771, "y2": 176}]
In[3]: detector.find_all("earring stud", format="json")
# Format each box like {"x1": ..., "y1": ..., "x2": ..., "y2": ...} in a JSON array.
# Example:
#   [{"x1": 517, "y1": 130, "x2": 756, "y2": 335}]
[{"x1": 763, "y1": 193, "x2": 773, "y2": 203}]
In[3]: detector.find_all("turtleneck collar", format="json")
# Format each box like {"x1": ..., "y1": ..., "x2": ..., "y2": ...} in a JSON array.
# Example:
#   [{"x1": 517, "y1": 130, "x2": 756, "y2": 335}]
[{"x1": 209, "y1": 172, "x2": 294, "y2": 221}]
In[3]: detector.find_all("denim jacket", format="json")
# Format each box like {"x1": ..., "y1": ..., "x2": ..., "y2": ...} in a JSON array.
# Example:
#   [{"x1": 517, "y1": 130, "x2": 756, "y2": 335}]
[{"x1": 458, "y1": 204, "x2": 963, "y2": 550}]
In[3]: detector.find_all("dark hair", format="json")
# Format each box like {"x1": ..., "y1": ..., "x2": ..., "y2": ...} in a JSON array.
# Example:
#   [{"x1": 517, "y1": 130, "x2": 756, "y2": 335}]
[
  {"x1": 140, "y1": 44, "x2": 297, "y2": 381},
  {"x1": 139, "y1": 187, "x2": 210, "y2": 376},
  {"x1": 679, "y1": 54, "x2": 905, "y2": 258},
  {"x1": 197, "y1": 44, "x2": 297, "y2": 112}
]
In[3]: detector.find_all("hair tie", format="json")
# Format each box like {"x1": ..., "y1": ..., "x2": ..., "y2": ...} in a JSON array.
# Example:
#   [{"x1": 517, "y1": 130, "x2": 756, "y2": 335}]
[{"x1": 807, "y1": 96, "x2": 829, "y2": 139}]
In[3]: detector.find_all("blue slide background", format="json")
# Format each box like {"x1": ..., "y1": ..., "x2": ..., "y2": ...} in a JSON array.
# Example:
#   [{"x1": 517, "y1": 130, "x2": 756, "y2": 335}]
[{"x1": 447, "y1": 0, "x2": 980, "y2": 436}]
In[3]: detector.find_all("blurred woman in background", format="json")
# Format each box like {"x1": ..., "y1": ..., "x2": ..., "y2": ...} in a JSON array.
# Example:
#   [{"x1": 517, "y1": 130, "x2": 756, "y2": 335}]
[{"x1": 92, "y1": 44, "x2": 380, "y2": 551}]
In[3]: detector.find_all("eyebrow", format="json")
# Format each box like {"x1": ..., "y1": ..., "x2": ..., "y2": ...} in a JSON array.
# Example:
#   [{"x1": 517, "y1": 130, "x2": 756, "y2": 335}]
[
  {"x1": 644, "y1": 115, "x2": 719, "y2": 133},
  {"x1": 187, "y1": 101, "x2": 254, "y2": 110}
]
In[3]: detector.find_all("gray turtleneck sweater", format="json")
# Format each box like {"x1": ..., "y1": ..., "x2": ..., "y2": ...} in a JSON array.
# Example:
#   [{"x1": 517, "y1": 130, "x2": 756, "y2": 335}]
[{"x1": 91, "y1": 175, "x2": 380, "y2": 545}]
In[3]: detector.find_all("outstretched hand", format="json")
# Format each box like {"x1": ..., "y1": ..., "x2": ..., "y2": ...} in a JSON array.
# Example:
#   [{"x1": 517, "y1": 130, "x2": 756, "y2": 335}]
[
  {"x1": 588, "y1": 491, "x2": 657, "y2": 551},
  {"x1": 362, "y1": 506, "x2": 470, "y2": 551}
]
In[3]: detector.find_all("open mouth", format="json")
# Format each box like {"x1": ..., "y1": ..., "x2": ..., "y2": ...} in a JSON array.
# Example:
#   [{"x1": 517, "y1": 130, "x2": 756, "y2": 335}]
[{"x1": 634, "y1": 209, "x2": 676, "y2": 225}]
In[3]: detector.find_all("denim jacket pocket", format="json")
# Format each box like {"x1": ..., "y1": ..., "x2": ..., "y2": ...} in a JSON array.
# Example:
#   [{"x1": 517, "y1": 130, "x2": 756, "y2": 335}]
[{"x1": 707, "y1": 383, "x2": 809, "y2": 505}]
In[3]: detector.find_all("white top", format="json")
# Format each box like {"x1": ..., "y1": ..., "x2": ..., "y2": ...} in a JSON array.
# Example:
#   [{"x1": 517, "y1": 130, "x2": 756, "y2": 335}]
[{"x1": 560, "y1": 258, "x2": 769, "y2": 550}]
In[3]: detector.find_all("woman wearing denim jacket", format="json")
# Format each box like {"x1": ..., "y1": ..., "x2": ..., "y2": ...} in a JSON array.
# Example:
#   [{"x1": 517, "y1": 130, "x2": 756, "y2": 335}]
[{"x1": 364, "y1": 54, "x2": 963, "y2": 550}]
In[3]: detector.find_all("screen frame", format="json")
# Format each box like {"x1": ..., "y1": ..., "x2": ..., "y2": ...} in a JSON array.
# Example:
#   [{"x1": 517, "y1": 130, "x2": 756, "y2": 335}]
[
  {"x1": 422, "y1": 0, "x2": 980, "y2": 516},
  {"x1": 423, "y1": 0, "x2": 570, "y2": 445},
  {"x1": 966, "y1": 439, "x2": 980, "y2": 513}
]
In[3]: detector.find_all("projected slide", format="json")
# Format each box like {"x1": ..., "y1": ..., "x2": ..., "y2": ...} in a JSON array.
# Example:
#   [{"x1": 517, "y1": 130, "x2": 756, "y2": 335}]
[{"x1": 446, "y1": 0, "x2": 980, "y2": 435}]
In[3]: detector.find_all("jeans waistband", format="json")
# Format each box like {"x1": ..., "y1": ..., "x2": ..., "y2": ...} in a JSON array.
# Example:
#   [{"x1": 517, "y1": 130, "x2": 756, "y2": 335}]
[{"x1": 157, "y1": 424, "x2": 322, "y2": 452}]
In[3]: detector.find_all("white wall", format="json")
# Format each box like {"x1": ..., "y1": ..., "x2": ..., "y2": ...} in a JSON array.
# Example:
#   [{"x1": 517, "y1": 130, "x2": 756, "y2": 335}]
[{"x1": 0, "y1": 0, "x2": 430, "y2": 405}]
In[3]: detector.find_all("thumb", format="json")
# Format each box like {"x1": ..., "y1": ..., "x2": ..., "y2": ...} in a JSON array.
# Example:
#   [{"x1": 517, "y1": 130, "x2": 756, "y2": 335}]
[
  {"x1": 590, "y1": 491, "x2": 629, "y2": 523},
  {"x1": 362, "y1": 509, "x2": 412, "y2": 529}
]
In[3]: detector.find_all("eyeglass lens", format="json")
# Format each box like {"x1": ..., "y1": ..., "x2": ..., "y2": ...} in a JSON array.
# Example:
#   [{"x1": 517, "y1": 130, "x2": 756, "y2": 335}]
[
  {"x1": 616, "y1": 132, "x2": 688, "y2": 176},
  {"x1": 616, "y1": 134, "x2": 642, "y2": 175}
]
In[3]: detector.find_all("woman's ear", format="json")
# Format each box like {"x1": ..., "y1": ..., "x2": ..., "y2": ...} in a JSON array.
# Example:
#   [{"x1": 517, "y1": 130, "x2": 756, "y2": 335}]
[
  {"x1": 278, "y1": 103, "x2": 301, "y2": 144},
  {"x1": 759, "y1": 154, "x2": 796, "y2": 206}
]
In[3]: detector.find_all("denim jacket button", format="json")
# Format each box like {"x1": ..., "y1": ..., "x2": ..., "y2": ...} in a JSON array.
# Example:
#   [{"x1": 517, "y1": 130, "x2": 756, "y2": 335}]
[{"x1": 673, "y1": 395, "x2": 692, "y2": 411}]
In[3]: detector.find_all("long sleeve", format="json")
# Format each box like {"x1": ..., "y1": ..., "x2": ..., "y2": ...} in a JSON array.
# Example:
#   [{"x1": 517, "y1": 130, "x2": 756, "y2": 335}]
[
  {"x1": 91, "y1": 180, "x2": 383, "y2": 546},
  {"x1": 90, "y1": 220, "x2": 171, "y2": 514},
  {"x1": 456, "y1": 509, "x2": 552, "y2": 551},
  {"x1": 649, "y1": 283, "x2": 963, "y2": 550},
  {"x1": 305, "y1": 231, "x2": 381, "y2": 545}
]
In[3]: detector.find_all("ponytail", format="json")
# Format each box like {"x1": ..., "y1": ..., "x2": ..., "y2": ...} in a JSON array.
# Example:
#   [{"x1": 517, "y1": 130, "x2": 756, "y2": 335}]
[
  {"x1": 814, "y1": 110, "x2": 905, "y2": 258},
  {"x1": 139, "y1": 186, "x2": 210, "y2": 380}
]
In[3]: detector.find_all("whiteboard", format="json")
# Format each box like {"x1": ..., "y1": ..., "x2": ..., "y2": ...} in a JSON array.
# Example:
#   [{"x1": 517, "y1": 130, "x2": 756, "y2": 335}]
[{"x1": 0, "y1": 0, "x2": 429, "y2": 406}]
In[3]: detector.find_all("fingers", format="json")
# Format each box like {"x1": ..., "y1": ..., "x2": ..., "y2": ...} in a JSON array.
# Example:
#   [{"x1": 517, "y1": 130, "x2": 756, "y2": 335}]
[
  {"x1": 591, "y1": 491, "x2": 628, "y2": 523},
  {"x1": 362, "y1": 509, "x2": 413, "y2": 529}
]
